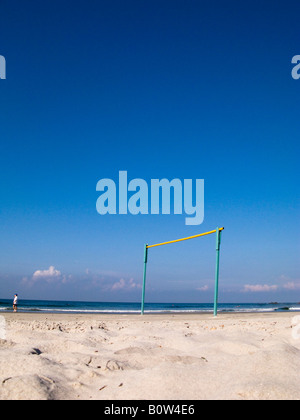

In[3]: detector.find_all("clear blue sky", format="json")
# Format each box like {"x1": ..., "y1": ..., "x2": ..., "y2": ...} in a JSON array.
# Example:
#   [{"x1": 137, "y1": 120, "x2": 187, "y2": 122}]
[{"x1": 0, "y1": 0, "x2": 299, "y2": 303}]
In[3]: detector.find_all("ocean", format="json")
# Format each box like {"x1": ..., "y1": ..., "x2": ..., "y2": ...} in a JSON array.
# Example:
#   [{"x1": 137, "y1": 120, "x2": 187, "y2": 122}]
[{"x1": 0, "y1": 299, "x2": 300, "y2": 314}]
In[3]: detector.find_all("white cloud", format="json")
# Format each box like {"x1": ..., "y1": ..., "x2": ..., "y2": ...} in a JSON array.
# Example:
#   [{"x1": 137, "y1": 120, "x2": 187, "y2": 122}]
[
  {"x1": 111, "y1": 278, "x2": 141, "y2": 291},
  {"x1": 22, "y1": 266, "x2": 72, "y2": 287},
  {"x1": 196, "y1": 285, "x2": 209, "y2": 291},
  {"x1": 283, "y1": 281, "x2": 300, "y2": 290},
  {"x1": 277, "y1": 275, "x2": 300, "y2": 291},
  {"x1": 243, "y1": 284, "x2": 278, "y2": 292},
  {"x1": 33, "y1": 266, "x2": 61, "y2": 280},
  {"x1": 111, "y1": 278, "x2": 126, "y2": 290}
]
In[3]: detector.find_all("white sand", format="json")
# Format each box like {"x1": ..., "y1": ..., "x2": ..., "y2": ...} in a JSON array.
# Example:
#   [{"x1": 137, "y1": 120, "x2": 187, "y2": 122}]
[{"x1": 0, "y1": 312, "x2": 299, "y2": 400}]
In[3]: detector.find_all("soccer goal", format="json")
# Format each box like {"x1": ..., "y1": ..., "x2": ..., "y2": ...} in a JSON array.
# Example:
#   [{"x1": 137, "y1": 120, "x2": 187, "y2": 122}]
[{"x1": 141, "y1": 227, "x2": 224, "y2": 316}]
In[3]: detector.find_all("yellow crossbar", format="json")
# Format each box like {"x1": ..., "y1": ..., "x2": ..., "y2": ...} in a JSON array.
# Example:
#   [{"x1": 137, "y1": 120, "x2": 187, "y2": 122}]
[{"x1": 147, "y1": 227, "x2": 224, "y2": 248}]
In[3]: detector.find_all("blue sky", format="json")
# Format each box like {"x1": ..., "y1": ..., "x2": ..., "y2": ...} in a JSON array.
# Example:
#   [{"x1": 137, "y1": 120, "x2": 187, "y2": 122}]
[{"x1": 0, "y1": 0, "x2": 299, "y2": 303}]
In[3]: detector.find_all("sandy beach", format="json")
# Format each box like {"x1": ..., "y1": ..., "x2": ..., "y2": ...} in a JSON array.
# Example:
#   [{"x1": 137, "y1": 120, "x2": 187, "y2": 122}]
[{"x1": 0, "y1": 312, "x2": 299, "y2": 400}]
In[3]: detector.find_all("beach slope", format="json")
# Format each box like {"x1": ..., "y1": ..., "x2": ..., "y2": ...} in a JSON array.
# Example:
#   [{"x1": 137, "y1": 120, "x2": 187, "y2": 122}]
[{"x1": 0, "y1": 312, "x2": 299, "y2": 400}]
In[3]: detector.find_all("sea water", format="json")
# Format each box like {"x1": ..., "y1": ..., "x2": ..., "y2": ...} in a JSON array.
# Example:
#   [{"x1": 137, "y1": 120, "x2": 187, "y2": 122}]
[{"x1": 0, "y1": 299, "x2": 299, "y2": 314}]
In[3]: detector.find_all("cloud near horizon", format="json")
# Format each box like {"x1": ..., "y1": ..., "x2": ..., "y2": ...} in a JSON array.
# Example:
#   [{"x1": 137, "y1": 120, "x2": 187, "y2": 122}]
[
  {"x1": 111, "y1": 277, "x2": 141, "y2": 291},
  {"x1": 33, "y1": 266, "x2": 61, "y2": 280},
  {"x1": 83, "y1": 269, "x2": 141, "y2": 293},
  {"x1": 243, "y1": 284, "x2": 278, "y2": 292},
  {"x1": 243, "y1": 275, "x2": 300, "y2": 293},
  {"x1": 196, "y1": 285, "x2": 209, "y2": 291},
  {"x1": 283, "y1": 281, "x2": 300, "y2": 290},
  {"x1": 18, "y1": 266, "x2": 141, "y2": 300},
  {"x1": 22, "y1": 266, "x2": 71, "y2": 287}
]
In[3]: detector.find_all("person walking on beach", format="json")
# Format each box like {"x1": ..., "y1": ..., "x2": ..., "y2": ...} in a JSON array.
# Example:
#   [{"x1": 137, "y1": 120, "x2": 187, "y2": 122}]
[{"x1": 13, "y1": 294, "x2": 18, "y2": 312}]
